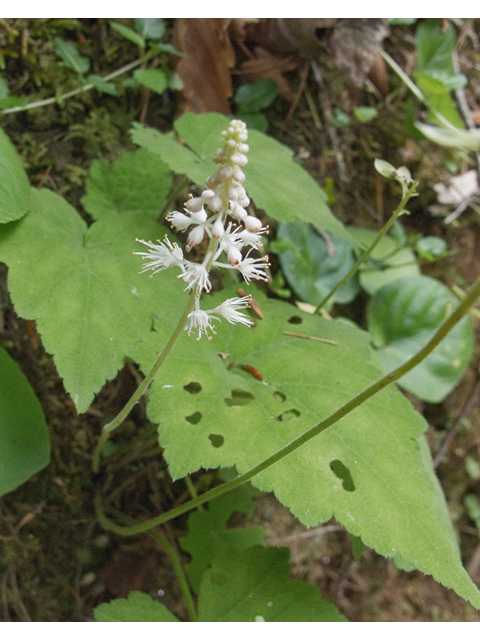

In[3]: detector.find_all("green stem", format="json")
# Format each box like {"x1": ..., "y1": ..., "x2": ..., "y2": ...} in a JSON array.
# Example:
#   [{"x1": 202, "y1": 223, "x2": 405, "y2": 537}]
[
  {"x1": 381, "y1": 51, "x2": 460, "y2": 132},
  {"x1": 96, "y1": 272, "x2": 480, "y2": 536},
  {"x1": 91, "y1": 289, "x2": 197, "y2": 473},
  {"x1": 147, "y1": 529, "x2": 198, "y2": 622},
  {"x1": 315, "y1": 179, "x2": 419, "y2": 312},
  {"x1": 1, "y1": 57, "x2": 145, "y2": 115}
]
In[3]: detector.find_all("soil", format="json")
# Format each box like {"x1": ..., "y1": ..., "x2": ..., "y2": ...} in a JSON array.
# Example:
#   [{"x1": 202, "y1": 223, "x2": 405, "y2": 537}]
[{"x1": 0, "y1": 19, "x2": 480, "y2": 622}]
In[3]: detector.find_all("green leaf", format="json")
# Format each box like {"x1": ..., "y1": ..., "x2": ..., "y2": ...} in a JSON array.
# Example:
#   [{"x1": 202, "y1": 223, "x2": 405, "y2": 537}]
[
  {"x1": 134, "y1": 18, "x2": 165, "y2": 41},
  {"x1": 277, "y1": 221, "x2": 359, "y2": 306},
  {"x1": 94, "y1": 591, "x2": 179, "y2": 622},
  {"x1": 198, "y1": 546, "x2": 346, "y2": 621},
  {"x1": 414, "y1": 73, "x2": 464, "y2": 128},
  {"x1": 181, "y1": 486, "x2": 266, "y2": 592},
  {"x1": 131, "y1": 122, "x2": 215, "y2": 186},
  {"x1": 130, "y1": 287, "x2": 480, "y2": 609},
  {"x1": 54, "y1": 37, "x2": 90, "y2": 75},
  {"x1": 110, "y1": 22, "x2": 145, "y2": 48},
  {"x1": 415, "y1": 235, "x2": 448, "y2": 261},
  {"x1": 415, "y1": 19, "x2": 466, "y2": 90},
  {"x1": 0, "y1": 188, "x2": 185, "y2": 413},
  {"x1": 81, "y1": 148, "x2": 172, "y2": 220},
  {"x1": 354, "y1": 106, "x2": 378, "y2": 123},
  {"x1": 367, "y1": 275, "x2": 474, "y2": 403},
  {"x1": 347, "y1": 226, "x2": 420, "y2": 295},
  {"x1": 0, "y1": 127, "x2": 31, "y2": 223},
  {"x1": 415, "y1": 122, "x2": 480, "y2": 150},
  {"x1": 0, "y1": 346, "x2": 50, "y2": 497},
  {"x1": 234, "y1": 79, "x2": 279, "y2": 113},
  {"x1": 86, "y1": 74, "x2": 117, "y2": 96},
  {"x1": 132, "y1": 113, "x2": 353, "y2": 243},
  {"x1": 133, "y1": 68, "x2": 168, "y2": 95}
]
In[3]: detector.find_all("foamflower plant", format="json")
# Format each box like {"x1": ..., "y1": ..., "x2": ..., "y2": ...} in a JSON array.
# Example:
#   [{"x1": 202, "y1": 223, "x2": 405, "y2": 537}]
[
  {"x1": 134, "y1": 119, "x2": 269, "y2": 340},
  {"x1": 92, "y1": 120, "x2": 268, "y2": 469}
]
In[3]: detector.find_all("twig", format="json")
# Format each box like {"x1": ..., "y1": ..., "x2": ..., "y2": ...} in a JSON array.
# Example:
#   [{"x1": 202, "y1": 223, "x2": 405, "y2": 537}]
[
  {"x1": 434, "y1": 371, "x2": 480, "y2": 468},
  {"x1": 283, "y1": 331, "x2": 337, "y2": 345},
  {"x1": 266, "y1": 524, "x2": 344, "y2": 546}
]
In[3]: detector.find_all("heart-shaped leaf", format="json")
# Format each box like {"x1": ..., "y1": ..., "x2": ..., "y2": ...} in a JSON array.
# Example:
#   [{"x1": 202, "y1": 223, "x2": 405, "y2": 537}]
[{"x1": 367, "y1": 275, "x2": 474, "y2": 402}]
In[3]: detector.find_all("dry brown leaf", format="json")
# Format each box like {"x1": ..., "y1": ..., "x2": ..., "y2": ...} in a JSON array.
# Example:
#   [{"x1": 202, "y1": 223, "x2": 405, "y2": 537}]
[{"x1": 174, "y1": 18, "x2": 236, "y2": 114}]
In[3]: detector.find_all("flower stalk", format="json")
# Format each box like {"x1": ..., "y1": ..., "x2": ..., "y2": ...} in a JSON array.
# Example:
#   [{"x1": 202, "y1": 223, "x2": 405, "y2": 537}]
[{"x1": 92, "y1": 119, "x2": 269, "y2": 470}]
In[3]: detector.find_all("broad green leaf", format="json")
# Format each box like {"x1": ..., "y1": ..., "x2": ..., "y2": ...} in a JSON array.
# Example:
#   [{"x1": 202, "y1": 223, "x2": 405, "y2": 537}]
[
  {"x1": 110, "y1": 22, "x2": 145, "y2": 48},
  {"x1": 0, "y1": 188, "x2": 185, "y2": 413},
  {"x1": 81, "y1": 148, "x2": 172, "y2": 220},
  {"x1": 134, "y1": 18, "x2": 165, "y2": 41},
  {"x1": 131, "y1": 114, "x2": 353, "y2": 243},
  {"x1": 131, "y1": 122, "x2": 215, "y2": 186},
  {"x1": 199, "y1": 546, "x2": 346, "y2": 622},
  {"x1": 133, "y1": 69, "x2": 168, "y2": 95},
  {"x1": 277, "y1": 221, "x2": 359, "y2": 305},
  {"x1": 94, "y1": 591, "x2": 179, "y2": 622},
  {"x1": 0, "y1": 127, "x2": 31, "y2": 223},
  {"x1": 181, "y1": 486, "x2": 266, "y2": 592},
  {"x1": 0, "y1": 346, "x2": 50, "y2": 497},
  {"x1": 130, "y1": 287, "x2": 480, "y2": 609},
  {"x1": 54, "y1": 37, "x2": 90, "y2": 75},
  {"x1": 415, "y1": 19, "x2": 467, "y2": 90},
  {"x1": 415, "y1": 122, "x2": 480, "y2": 151},
  {"x1": 347, "y1": 226, "x2": 420, "y2": 295},
  {"x1": 367, "y1": 275, "x2": 473, "y2": 403}
]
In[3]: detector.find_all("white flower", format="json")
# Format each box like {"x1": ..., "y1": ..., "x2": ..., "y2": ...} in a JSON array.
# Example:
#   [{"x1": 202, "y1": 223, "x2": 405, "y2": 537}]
[
  {"x1": 133, "y1": 237, "x2": 185, "y2": 277},
  {"x1": 185, "y1": 307, "x2": 217, "y2": 340},
  {"x1": 167, "y1": 207, "x2": 207, "y2": 232},
  {"x1": 209, "y1": 296, "x2": 253, "y2": 327},
  {"x1": 181, "y1": 253, "x2": 213, "y2": 294},
  {"x1": 235, "y1": 251, "x2": 270, "y2": 284}
]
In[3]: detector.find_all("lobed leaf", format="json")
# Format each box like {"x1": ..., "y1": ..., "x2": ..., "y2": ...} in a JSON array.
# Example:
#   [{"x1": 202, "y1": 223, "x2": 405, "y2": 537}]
[
  {"x1": 0, "y1": 188, "x2": 185, "y2": 413},
  {"x1": 130, "y1": 286, "x2": 480, "y2": 609},
  {"x1": 198, "y1": 546, "x2": 346, "y2": 621},
  {"x1": 81, "y1": 148, "x2": 172, "y2": 220},
  {"x1": 94, "y1": 591, "x2": 179, "y2": 622},
  {"x1": 131, "y1": 113, "x2": 353, "y2": 243}
]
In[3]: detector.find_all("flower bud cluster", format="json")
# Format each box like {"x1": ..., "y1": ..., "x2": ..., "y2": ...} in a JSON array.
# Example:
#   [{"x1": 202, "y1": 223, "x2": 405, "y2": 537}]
[{"x1": 134, "y1": 120, "x2": 269, "y2": 340}]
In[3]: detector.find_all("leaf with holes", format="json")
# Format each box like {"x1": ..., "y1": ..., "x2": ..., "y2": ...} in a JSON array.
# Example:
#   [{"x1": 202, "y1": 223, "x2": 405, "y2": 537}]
[
  {"x1": 0, "y1": 188, "x2": 184, "y2": 413},
  {"x1": 129, "y1": 286, "x2": 480, "y2": 610}
]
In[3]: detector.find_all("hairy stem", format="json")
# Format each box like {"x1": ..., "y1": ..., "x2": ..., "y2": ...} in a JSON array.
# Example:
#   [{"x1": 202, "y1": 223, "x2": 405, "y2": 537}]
[
  {"x1": 91, "y1": 289, "x2": 197, "y2": 473},
  {"x1": 96, "y1": 272, "x2": 480, "y2": 535}
]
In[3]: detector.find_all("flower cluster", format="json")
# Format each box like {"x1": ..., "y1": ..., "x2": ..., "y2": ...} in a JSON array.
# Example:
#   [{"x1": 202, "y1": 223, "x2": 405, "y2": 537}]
[{"x1": 134, "y1": 120, "x2": 269, "y2": 340}]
